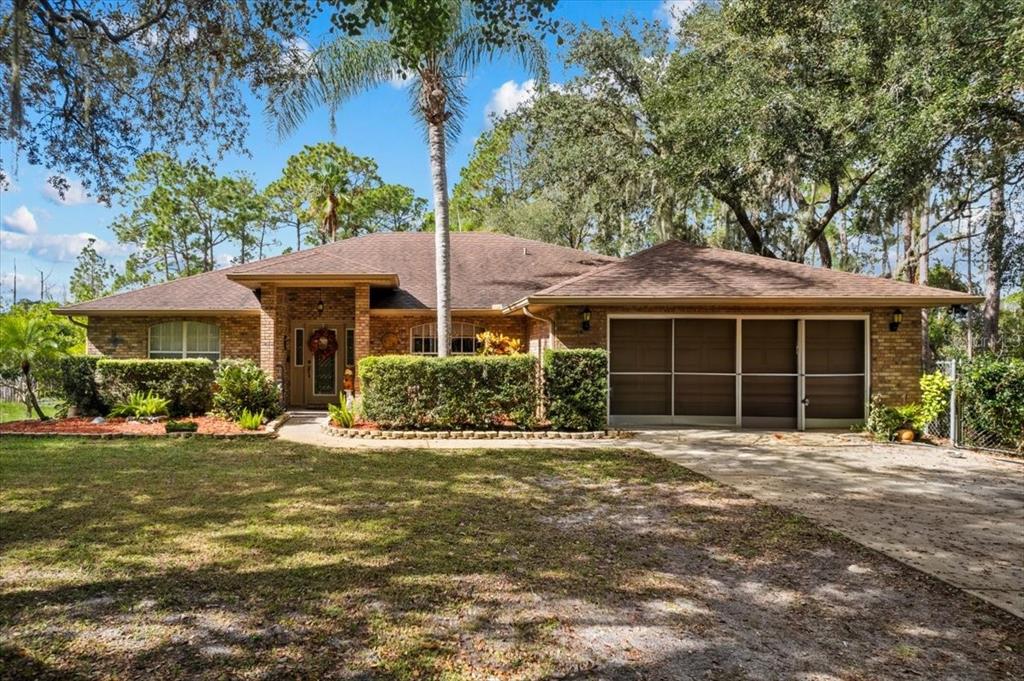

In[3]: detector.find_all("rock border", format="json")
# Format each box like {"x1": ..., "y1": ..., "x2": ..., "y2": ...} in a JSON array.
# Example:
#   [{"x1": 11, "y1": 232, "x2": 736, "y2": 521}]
[{"x1": 320, "y1": 423, "x2": 629, "y2": 440}]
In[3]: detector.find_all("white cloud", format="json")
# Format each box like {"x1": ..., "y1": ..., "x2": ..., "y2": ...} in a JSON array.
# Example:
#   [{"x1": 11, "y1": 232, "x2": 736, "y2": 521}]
[
  {"x1": 388, "y1": 69, "x2": 413, "y2": 89},
  {"x1": 2, "y1": 205, "x2": 38, "y2": 234},
  {"x1": 0, "y1": 231, "x2": 122, "y2": 263},
  {"x1": 657, "y1": 0, "x2": 701, "y2": 32},
  {"x1": 485, "y1": 79, "x2": 542, "y2": 122},
  {"x1": 42, "y1": 179, "x2": 93, "y2": 206}
]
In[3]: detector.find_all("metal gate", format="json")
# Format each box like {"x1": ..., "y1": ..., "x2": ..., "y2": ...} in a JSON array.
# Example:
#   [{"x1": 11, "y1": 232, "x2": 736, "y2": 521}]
[{"x1": 928, "y1": 359, "x2": 1020, "y2": 455}]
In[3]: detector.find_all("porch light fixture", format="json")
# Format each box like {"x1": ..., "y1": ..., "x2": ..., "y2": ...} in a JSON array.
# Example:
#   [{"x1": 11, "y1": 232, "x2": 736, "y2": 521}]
[
  {"x1": 889, "y1": 308, "x2": 903, "y2": 332},
  {"x1": 316, "y1": 288, "x2": 325, "y2": 317},
  {"x1": 581, "y1": 306, "x2": 592, "y2": 332}
]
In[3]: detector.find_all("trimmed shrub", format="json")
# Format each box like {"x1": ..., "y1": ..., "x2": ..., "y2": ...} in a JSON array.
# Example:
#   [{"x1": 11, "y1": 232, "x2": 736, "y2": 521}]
[
  {"x1": 957, "y1": 356, "x2": 1024, "y2": 452},
  {"x1": 59, "y1": 355, "x2": 106, "y2": 415},
  {"x1": 359, "y1": 354, "x2": 538, "y2": 429},
  {"x1": 212, "y1": 359, "x2": 281, "y2": 420},
  {"x1": 543, "y1": 349, "x2": 608, "y2": 431},
  {"x1": 97, "y1": 359, "x2": 215, "y2": 417}
]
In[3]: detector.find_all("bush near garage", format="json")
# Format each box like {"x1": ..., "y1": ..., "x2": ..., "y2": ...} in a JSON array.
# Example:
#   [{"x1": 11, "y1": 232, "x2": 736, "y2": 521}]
[
  {"x1": 957, "y1": 355, "x2": 1024, "y2": 452},
  {"x1": 96, "y1": 359, "x2": 215, "y2": 417},
  {"x1": 543, "y1": 349, "x2": 608, "y2": 432},
  {"x1": 359, "y1": 354, "x2": 538, "y2": 429}
]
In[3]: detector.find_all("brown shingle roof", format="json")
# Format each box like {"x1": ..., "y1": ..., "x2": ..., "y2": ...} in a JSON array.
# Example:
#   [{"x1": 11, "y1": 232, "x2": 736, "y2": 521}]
[
  {"x1": 56, "y1": 232, "x2": 617, "y2": 314},
  {"x1": 515, "y1": 240, "x2": 982, "y2": 307}
]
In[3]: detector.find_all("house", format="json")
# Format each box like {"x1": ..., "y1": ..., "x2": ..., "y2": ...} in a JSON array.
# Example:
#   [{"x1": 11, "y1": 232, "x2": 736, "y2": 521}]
[{"x1": 55, "y1": 232, "x2": 980, "y2": 429}]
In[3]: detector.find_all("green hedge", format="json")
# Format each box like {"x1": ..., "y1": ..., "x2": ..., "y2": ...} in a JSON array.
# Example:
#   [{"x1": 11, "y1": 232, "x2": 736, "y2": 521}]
[
  {"x1": 359, "y1": 354, "x2": 538, "y2": 429},
  {"x1": 543, "y1": 349, "x2": 608, "y2": 431},
  {"x1": 59, "y1": 355, "x2": 107, "y2": 415},
  {"x1": 96, "y1": 359, "x2": 215, "y2": 417},
  {"x1": 212, "y1": 359, "x2": 281, "y2": 420},
  {"x1": 958, "y1": 356, "x2": 1024, "y2": 452}
]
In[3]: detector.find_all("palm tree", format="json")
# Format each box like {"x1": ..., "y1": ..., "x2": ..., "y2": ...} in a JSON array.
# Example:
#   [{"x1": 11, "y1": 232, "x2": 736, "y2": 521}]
[
  {"x1": 0, "y1": 312, "x2": 60, "y2": 420},
  {"x1": 268, "y1": 1, "x2": 547, "y2": 356}
]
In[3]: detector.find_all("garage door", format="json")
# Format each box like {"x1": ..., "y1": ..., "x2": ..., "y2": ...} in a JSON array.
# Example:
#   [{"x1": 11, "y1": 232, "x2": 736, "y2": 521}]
[{"x1": 608, "y1": 317, "x2": 866, "y2": 429}]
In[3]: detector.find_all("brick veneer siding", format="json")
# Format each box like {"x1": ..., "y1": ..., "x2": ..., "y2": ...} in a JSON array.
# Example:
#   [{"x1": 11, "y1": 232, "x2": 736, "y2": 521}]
[
  {"x1": 355, "y1": 285, "x2": 370, "y2": 390},
  {"x1": 367, "y1": 313, "x2": 529, "y2": 356},
  {"x1": 540, "y1": 304, "x2": 923, "y2": 406},
  {"x1": 86, "y1": 315, "x2": 260, "y2": 360}
]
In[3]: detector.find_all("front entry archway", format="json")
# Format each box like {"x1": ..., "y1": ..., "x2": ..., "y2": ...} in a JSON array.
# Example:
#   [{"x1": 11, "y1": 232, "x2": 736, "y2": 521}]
[{"x1": 289, "y1": 321, "x2": 353, "y2": 408}]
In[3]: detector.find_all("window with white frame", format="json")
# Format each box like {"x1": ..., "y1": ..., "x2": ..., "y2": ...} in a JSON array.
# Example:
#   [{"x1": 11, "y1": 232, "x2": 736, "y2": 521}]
[
  {"x1": 410, "y1": 321, "x2": 482, "y2": 355},
  {"x1": 149, "y1": 321, "x2": 220, "y2": 360}
]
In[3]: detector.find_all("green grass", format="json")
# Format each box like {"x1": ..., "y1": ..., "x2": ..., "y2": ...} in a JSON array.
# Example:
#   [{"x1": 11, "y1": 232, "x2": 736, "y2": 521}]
[
  {"x1": 0, "y1": 399, "x2": 57, "y2": 423},
  {"x1": 0, "y1": 438, "x2": 1018, "y2": 680}
]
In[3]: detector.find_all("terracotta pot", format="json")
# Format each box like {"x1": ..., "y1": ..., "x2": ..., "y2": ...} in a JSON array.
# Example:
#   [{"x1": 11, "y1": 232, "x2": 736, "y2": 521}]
[{"x1": 896, "y1": 428, "x2": 916, "y2": 443}]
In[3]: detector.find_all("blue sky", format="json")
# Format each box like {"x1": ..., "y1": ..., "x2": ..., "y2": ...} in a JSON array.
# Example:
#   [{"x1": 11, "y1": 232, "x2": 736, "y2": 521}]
[{"x1": 0, "y1": 1, "x2": 687, "y2": 304}]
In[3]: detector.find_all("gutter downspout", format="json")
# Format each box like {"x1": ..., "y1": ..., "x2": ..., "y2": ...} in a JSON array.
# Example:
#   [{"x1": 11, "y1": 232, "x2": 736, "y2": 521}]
[{"x1": 520, "y1": 304, "x2": 555, "y2": 421}]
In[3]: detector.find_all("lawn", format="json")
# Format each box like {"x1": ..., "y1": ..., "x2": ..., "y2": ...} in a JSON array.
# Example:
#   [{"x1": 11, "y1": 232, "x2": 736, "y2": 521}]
[
  {"x1": 0, "y1": 438, "x2": 1020, "y2": 680},
  {"x1": 0, "y1": 399, "x2": 57, "y2": 424}
]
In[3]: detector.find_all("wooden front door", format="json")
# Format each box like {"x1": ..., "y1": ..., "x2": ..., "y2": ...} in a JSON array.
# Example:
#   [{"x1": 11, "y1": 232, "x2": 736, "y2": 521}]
[{"x1": 289, "y1": 321, "x2": 350, "y2": 408}]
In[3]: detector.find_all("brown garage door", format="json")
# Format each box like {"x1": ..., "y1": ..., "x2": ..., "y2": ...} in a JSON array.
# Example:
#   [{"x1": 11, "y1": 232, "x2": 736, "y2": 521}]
[
  {"x1": 741, "y1": 320, "x2": 798, "y2": 428},
  {"x1": 609, "y1": 317, "x2": 866, "y2": 428},
  {"x1": 609, "y1": 319, "x2": 672, "y2": 416},
  {"x1": 804, "y1": 319, "x2": 866, "y2": 423}
]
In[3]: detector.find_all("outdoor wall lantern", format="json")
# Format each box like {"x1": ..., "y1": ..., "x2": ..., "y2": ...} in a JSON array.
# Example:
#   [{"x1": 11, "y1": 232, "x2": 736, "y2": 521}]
[
  {"x1": 581, "y1": 306, "x2": 592, "y2": 332},
  {"x1": 316, "y1": 288, "x2": 325, "y2": 317},
  {"x1": 889, "y1": 308, "x2": 903, "y2": 332}
]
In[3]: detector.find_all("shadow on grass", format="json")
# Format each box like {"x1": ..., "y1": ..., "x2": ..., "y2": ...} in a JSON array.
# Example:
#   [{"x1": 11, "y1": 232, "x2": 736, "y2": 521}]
[{"x1": 1, "y1": 437, "x2": 1021, "y2": 680}]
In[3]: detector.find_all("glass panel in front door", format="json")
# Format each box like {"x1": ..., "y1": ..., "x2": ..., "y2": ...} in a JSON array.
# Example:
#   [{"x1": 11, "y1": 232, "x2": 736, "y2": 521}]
[{"x1": 313, "y1": 329, "x2": 337, "y2": 395}]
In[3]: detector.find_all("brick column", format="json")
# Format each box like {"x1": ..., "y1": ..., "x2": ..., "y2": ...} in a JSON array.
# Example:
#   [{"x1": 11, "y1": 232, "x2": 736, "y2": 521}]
[
  {"x1": 354, "y1": 283, "x2": 370, "y2": 392},
  {"x1": 259, "y1": 284, "x2": 283, "y2": 396}
]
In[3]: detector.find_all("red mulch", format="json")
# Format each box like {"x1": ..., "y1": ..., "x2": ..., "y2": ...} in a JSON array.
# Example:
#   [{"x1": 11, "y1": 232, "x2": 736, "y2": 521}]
[{"x1": 0, "y1": 416, "x2": 261, "y2": 436}]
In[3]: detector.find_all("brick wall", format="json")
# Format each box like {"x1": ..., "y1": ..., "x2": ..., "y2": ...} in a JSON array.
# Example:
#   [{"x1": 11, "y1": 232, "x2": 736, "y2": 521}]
[
  {"x1": 541, "y1": 304, "x2": 923, "y2": 405},
  {"x1": 367, "y1": 313, "x2": 530, "y2": 356},
  {"x1": 87, "y1": 315, "x2": 260, "y2": 360}
]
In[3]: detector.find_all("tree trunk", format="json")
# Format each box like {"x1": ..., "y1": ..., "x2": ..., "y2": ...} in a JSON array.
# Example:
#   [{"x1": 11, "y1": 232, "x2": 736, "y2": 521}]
[
  {"x1": 919, "y1": 205, "x2": 931, "y2": 366},
  {"x1": 982, "y1": 164, "x2": 1006, "y2": 352},
  {"x1": 815, "y1": 233, "x2": 833, "y2": 268},
  {"x1": 296, "y1": 217, "x2": 302, "y2": 251},
  {"x1": 21, "y1": 364, "x2": 48, "y2": 421},
  {"x1": 428, "y1": 119, "x2": 452, "y2": 357},
  {"x1": 902, "y1": 208, "x2": 917, "y2": 283}
]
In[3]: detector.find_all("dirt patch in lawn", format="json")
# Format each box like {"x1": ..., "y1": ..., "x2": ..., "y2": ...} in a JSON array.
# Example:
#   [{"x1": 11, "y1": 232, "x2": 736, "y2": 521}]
[
  {"x1": 0, "y1": 416, "x2": 260, "y2": 436},
  {"x1": 0, "y1": 439, "x2": 1020, "y2": 680}
]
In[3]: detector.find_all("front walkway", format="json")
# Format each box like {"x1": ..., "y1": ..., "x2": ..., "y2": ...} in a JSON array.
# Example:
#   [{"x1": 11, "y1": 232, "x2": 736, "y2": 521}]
[{"x1": 276, "y1": 416, "x2": 1024, "y2": 617}]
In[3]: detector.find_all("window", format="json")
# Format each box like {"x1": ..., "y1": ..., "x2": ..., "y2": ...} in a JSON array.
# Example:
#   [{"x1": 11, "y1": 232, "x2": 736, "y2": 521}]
[
  {"x1": 149, "y1": 321, "x2": 220, "y2": 360},
  {"x1": 409, "y1": 322, "x2": 482, "y2": 355},
  {"x1": 345, "y1": 328, "x2": 355, "y2": 367},
  {"x1": 294, "y1": 328, "x2": 304, "y2": 366}
]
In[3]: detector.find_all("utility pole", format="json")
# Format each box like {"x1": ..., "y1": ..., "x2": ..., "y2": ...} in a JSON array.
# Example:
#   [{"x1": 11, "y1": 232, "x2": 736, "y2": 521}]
[{"x1": 38, "y1": 268, "x2": 46, "y2": 301}]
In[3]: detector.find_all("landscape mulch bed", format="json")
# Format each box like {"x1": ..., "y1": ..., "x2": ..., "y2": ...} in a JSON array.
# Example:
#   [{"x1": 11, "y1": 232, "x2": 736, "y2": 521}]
[{"x1": 0, "y1": 416, "x2": 261, "y2": 436}]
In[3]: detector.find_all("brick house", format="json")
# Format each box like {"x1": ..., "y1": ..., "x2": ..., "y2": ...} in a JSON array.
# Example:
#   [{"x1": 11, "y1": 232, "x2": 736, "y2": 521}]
[{"x1": 55, "y1": 233, "x2": 979, "y2": 429}]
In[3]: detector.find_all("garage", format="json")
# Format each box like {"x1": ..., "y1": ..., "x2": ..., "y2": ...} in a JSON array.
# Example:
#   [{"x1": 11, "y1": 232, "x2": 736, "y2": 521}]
[{"x1": 608, "y1": 316, "x2": 867, "y2": 429}]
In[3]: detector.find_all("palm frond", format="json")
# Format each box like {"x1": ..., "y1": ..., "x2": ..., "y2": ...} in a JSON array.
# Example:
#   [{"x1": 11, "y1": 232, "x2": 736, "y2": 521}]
[{"x1": 266, "y1": 38, "x2": 399, "y2": 139}]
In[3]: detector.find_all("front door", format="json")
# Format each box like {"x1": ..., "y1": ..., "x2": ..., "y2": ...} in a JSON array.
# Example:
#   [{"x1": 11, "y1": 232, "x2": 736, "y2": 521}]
[{"x1": 290, "y1": 321, "x2": 348, "y2": 408}]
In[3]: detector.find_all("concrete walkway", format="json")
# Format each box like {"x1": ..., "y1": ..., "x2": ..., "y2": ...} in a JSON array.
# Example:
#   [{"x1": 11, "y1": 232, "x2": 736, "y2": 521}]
[{"x1": 277, "y1": 415, "x2": 1024, "y2": 617}]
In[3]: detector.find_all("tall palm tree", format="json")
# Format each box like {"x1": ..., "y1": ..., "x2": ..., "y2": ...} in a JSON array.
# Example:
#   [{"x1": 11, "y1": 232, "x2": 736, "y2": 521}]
[
  {"x1": 268, "y1": 1, "x2": 546, "y2": 356},
  {"x1": 0, "y1": 313, "x2": 60, "y2": 420}
]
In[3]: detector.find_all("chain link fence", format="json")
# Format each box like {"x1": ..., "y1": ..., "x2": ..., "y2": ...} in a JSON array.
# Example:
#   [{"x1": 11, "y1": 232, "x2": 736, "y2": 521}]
[{"x1": 927, "y1": 358, "x2": 1021, "y2": 455}]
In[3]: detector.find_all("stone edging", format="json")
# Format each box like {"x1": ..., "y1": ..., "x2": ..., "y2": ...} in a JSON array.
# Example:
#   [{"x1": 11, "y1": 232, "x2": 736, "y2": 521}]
[{"x1": 320, "y1": 423, "x2": 626, "y2": 440}]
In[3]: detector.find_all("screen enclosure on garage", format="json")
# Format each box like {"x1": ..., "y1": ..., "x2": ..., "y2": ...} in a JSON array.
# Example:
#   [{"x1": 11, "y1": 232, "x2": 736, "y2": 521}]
[{"x1": 607, "y1": 316, "x2": 868, "y2": 429}]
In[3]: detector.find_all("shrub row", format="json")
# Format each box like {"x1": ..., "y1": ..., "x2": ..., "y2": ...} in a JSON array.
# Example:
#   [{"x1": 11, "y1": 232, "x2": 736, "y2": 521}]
[
  {"x1": 359, "y1": 354, "x2": 539, "y2": 429},
  {"x1": 96, "y1": 359, "x2": 215, "y2": 417},
  {"x1": 60, "y1": 357, "x2": 282, "y2": 420},
  {"x1": 358, "y1": 349, "x2": 608, "y2": 431}
]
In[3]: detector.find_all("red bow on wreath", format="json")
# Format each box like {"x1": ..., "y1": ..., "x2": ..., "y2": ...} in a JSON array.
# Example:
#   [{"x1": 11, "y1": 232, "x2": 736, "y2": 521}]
[{"x1": 308, "y1": 327, "x2": 338, "y2": 361}]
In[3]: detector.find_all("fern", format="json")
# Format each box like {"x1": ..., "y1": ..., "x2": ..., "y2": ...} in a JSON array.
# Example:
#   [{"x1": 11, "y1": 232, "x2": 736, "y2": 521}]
[
  {"x1": 109, "y1": 391, "x2": 170, "y2": 418},
  {"x1": 237, "y1": 409, "x2": 264, "y2": 430}
]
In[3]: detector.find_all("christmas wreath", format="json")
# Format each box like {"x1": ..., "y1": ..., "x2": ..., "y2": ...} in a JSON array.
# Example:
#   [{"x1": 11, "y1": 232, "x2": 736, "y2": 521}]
[{"x1": 308, "y1": 327, "x2": 338, "y2": 361}]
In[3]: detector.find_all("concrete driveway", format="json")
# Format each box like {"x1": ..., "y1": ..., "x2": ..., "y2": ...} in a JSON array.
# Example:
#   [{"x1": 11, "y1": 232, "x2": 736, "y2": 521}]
[{"x1": 631, "y1": 429, "x2": 1024, "y2": 618}]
